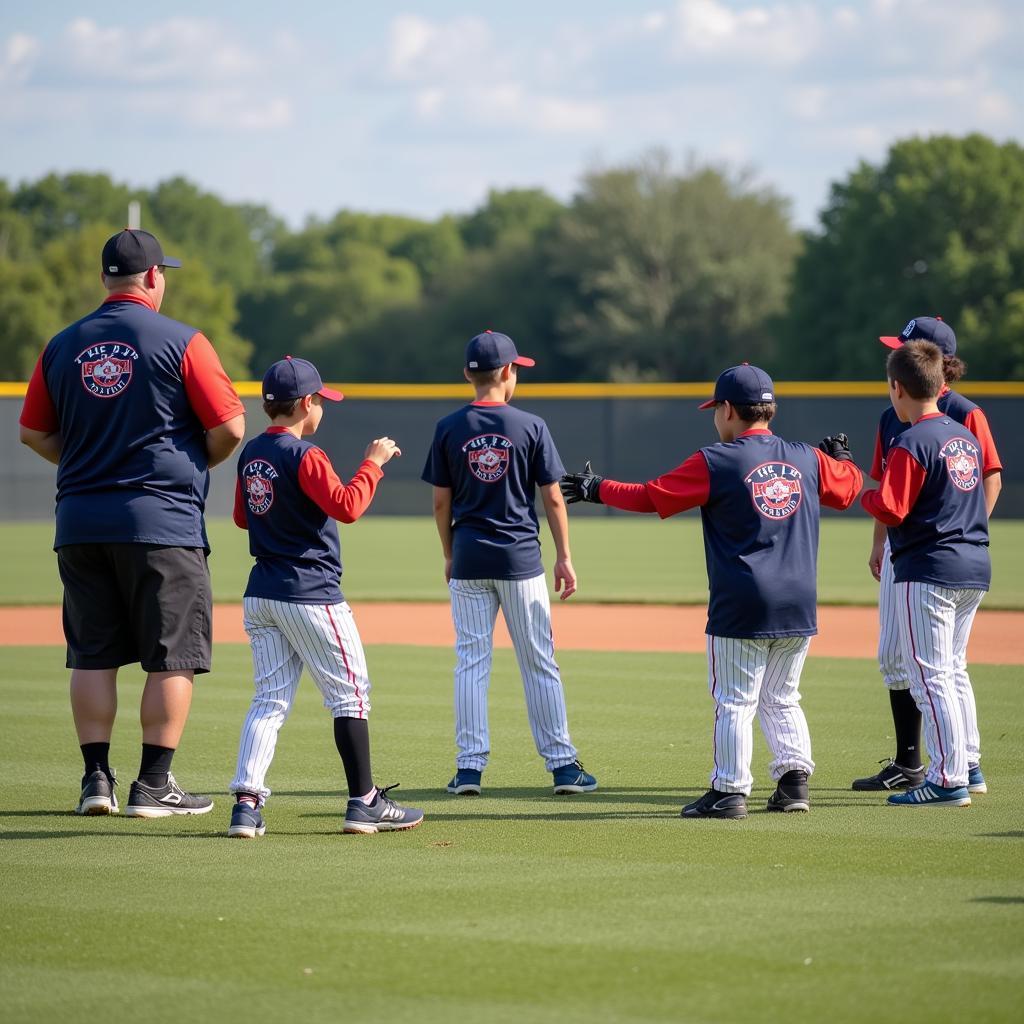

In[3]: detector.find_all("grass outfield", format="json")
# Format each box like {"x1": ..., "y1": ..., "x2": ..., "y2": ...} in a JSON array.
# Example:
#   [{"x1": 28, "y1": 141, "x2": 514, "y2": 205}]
[
  {"x1": 4, "y1": 516, "x2": 1024, "y2": 608},
  {"x1": 2, "y1": 644, "x2": 1022, "y2": 1023}
]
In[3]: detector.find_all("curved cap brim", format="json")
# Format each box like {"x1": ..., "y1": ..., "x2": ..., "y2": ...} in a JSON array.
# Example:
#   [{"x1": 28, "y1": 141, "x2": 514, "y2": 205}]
[
  {"x1": 512, "y1": 355, "x2": 536, "y2": 367},
  {"x1": 161, "y1": 256, "x2": 182, "y2": 269},
  {"x1": 879, "y1": 336, "x2": 903, "y2": 349},
  {"x1": 317, "y1": 386, "x2": 344, "y2": 402},
  {"x1": 698, "y1": 399, "x2": 718, "y2": 410}
]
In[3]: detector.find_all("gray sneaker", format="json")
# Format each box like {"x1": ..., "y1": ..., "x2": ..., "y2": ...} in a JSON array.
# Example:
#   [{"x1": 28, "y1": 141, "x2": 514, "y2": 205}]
[
  {"x1": 125, "y1": 773, "x2": 214, "y2": 817},
  {"x1": 343, "y1": 784, "x2": 424, "y2": 834},
  {"x1": 851, "y1": 759, "x2": 925, "y2": 791},
  {"x1": 76, "y1": 769, "x2": 118, "y2": 815}
]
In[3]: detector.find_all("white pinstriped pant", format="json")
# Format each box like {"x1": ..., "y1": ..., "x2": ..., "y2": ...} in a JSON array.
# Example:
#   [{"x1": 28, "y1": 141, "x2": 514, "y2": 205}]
[
  {"x1": 878, "y1": 539, "x2": 910, "y2": 690},
  {"x1": 449, "y1": 574, "x2": 577, "y2": 773},
  {"x1": 230, "y1": 596, "x2": 371, "y2": 806},
  {"x1": 895, "y1": 581, "x2": 984, "y2": 788},
  {"x1": 706, "y1": 634, "x2": 815, "y2": 795}
]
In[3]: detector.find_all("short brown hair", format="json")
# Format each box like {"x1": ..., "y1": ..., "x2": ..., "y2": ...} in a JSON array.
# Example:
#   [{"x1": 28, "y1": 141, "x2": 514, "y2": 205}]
[
  {"x1": 263, "y1": 397, "x2": 300, "y2": 419},
  {"x1": 887, "y1": 340, "x2": 944, "y2": 400},
  {"x1": 732, "y1": 401, "x2": 776, "y2": 424},
  {"x1": 465, "y1": 367, "x2": 504, "y2": 387}
]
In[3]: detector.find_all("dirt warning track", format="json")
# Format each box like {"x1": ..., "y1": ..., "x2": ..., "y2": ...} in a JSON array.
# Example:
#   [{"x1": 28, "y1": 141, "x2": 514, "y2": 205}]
[{"x1": 0, "y1": 602, "x2": 1021, "y2": 663}]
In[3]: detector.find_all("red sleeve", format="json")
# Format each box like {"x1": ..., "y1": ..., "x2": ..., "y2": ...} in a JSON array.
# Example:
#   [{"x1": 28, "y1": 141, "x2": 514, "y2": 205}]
[
  {"x1": 298, "y1": 448, "x2": 384, "y2": 524},
  {"x1": 860, "y1": 447, "x2": 926, "y2": 526},
  {"x1": 181, "y1": 333, "x2": 245, "y2": 429},
  {"x1": 813, "y1": 449, "x2": 863, "y2": 510},
  {"x1": 233, "y1": 478, "x2": 248, "y2": 530},
  {"x1": 869, "y1": 427, "x2": 884, "y2": 482},
  {"x1": 635, "y1": 452, "x2": 711, "y2": 518},
  {"x1": 19, "y1": 354, "x2": 59, "y2": 432},
  {"x1": 599, "y1": 480, "x2": 657, "y2": 513},
  {"x1": 964, "y1": 409, "x2": 1003, "y2": 474}
]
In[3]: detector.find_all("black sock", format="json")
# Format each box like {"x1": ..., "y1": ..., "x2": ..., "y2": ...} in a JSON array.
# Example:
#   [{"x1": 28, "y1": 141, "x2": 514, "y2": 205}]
[
  {"x1": 890, "y1": 690, "x2": 923, "y2": 769},
  {"x1": 333, "y1": 717, "x2": 373, "y2": 797},
  {"x1": 81, "y1": 742, "x2": 110, "y2": 776},
  {"x1": 138, "y1": 744, "x2": 175, "y2": 787}
]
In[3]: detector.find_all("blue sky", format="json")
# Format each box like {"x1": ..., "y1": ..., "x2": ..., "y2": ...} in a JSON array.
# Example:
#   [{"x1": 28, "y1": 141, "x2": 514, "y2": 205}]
[{"x1": 2, "y1": 1, "x2": 1021, "y2": 228}]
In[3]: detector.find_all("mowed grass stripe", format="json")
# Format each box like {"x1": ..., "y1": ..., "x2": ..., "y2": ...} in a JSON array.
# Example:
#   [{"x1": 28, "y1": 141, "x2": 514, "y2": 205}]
[
  {"x1": 4, "y1": 517, "x2": 1024, "y2": 608},
  {"x1": 1, "y1": 644, "x2": 1022, "y2": 1023}
]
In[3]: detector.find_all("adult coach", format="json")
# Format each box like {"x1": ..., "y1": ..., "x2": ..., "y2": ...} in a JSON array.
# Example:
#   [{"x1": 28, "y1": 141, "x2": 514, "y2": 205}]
[{"x1": 19, "y1": 228, "x2": 245, "y2": 818}]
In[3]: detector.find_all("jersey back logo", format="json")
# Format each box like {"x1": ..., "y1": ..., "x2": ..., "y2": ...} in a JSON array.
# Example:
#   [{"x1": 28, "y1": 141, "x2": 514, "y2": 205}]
[
  {"x1": 242, "y1": 459, "x2": 278, "y2": 515},
  {"x1": 77, "y1": 342, "x2": 139, "y2": 398},
  {"x1": 746, "y1": 461, "x2": 803, "y2": 519},
  {"x1": 463, "y1": 433, "x2": 513, "y2": 483},
  {"x1": 940, "y1": 437, "x2": 980, "y2": 492}
]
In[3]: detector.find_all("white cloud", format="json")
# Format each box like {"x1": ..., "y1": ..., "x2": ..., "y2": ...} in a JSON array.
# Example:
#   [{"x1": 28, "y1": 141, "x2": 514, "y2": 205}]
[{"x1": 0, "y1": 32, "x2": 39, "y2": 84}]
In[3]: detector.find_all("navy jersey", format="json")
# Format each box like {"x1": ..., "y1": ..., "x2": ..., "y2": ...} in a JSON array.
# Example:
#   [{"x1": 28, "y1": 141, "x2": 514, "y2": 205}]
[
  {"x1": 876, "y1": 390, "x2": 978, "y2": 474},
  {"x1": 699, "y1": 435, "x2": 826, "y2": 638},
  {"x1": 880, "y1": 417, "x2": 991, "y2": 590},
  {"x1": 25, "y1": 296, "x2": 241, "y2": 550},
  {"x1": 238, "y1": 431, "x2": 345, "y2": 604},
  {"x1": 421, "y1": 402, "x2": 565, "y2": 580}
]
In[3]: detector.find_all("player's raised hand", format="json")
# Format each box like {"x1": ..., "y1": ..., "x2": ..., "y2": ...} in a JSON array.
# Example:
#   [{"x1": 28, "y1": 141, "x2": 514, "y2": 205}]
[
  {"x1": 553, "y1": 557, "x2": 577, "y2": 601},
  {"x1": 365, "y1": 437, "x2": 402, "y2": 466},
  {"x1": 559, "y1": 461, "x2": 604, "y2": 504},
  {"x1": 819, "y1": 433, "x2": 853, "y2": 462}
]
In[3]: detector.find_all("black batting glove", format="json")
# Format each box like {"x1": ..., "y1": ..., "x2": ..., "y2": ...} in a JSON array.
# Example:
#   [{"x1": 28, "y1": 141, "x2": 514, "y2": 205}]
[
  {"x1": 819, "y1": 433, "x2": 853, "y2": 462},
  {"x1": 560, "y1": 460, "x2": 604, "y2": 504}
]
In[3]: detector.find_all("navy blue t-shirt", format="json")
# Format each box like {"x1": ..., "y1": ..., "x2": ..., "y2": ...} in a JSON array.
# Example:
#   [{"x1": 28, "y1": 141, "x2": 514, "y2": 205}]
[
  {"x1": 700, "y1": 435, "x2": 824, "y2": 638},
  {"x1": 421, "y1": 402, "x2": 565, "y2": 580},
  {"x1": 239, "y1": 431, "x2": 345, "y2": 604},
  {"x1": 877, "y1": 389, "x2": 979, "y2": 473},
  {"x1": 887, "y1": 417, "x2": 990, "y2": 590}
]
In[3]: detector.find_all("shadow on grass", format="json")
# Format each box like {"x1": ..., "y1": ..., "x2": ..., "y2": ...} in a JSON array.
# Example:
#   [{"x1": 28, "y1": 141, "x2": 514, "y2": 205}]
[
  {"x1": 970, "y1": 896, "x2": 1024, "y2": 905},
  {"x1": 976, "y1": 831, "x2": 1024, "y2": 839}
]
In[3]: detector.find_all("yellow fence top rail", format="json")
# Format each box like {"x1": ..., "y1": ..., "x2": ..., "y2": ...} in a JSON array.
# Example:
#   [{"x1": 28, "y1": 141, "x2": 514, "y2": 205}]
[{"x1": 2, "y1": 380, "x2": 1023, "y2": 399}]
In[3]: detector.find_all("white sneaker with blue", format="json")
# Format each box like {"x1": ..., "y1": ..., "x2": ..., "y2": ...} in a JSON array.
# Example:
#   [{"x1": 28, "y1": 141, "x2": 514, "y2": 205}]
[
  {"x1": 446, "y1": 768, "x2": 482, "y2": 795},
  {"x1": 552, "y1": 760, "x2": 598, "y2": 795},
  {"x1": 967, "y1": 763, "x2": 987, "y2": 794},
  {"x1": 227, "y1": 801, "x2": 266, "y2": 839},
  {"x1": 887, "y1": 781, "x2": 971, "y2": 807}
]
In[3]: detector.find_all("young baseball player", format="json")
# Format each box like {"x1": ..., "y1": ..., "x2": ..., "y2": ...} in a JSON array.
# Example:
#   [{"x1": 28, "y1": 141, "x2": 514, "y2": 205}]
[
  {"x1": 854, "y1": 317, "x2": 1002, "y2": 795},
  {"x1": 421, "y1": 330, "x2": 597, "y2": 797},
  {"x1": 861, "y1": 340, "x2": 991, "y2": 807},
  {"x1": 561, "y1": 364, "x2": 863, "y2": 819},
  {"x1": 227, "y1": 356, "x2": 423, "y2": 837}
]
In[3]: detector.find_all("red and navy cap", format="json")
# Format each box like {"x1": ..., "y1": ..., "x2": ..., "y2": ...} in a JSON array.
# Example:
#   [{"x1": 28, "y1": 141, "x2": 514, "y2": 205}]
[
  {"x1": 879, "y1": 316, "x2": 956, "y2": 356},
  {"x1": 465, "y1": 330, "x2": 536, "y2": 371},
  {"x1": 101, "y1": 229, "x2": 181, "y2": 276},
  {"x1": 698, "y1": 363, "x2": 775, "y2": 409},
  {"x1": 262, "y1": 356, "x2": 343, "y2": 402}
]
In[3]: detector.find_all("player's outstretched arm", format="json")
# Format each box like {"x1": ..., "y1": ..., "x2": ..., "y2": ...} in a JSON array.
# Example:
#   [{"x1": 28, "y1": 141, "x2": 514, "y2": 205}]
[
  {"x1": 559, "y1": 461, "x2": 603, "y2": 504},
  {"x1": 431, "y1": 486, "x2": 454, "y2": 583},
  {"x1": 540, "y1": 482, "x2": 577, "y2": 601}
]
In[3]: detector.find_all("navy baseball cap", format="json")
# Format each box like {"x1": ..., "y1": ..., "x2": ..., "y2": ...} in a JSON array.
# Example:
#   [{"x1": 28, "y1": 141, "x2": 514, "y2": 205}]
[
  {"x1": 465, "y1": 330, "x2": 536, "y2": 371},
  {"x1": 262, "y1": 356, "x2": 343, "y2": 402},
  {"x1": 698, "y1": 363, "x2": 775, "y2": 409},
  {"x1": 101, "y1": 229, "x2": 181, "y2": 276},
  {"x1": 880, "y1": 316, "x2": 956, "y2": 356}
]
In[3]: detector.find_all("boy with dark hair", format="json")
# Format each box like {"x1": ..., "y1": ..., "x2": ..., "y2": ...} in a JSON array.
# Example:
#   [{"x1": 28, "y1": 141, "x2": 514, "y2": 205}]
[
  {"x1": 562, "y1": 364, "x2": 863, "y2": 819},
  {"x1": 855, "y1": 316, "x2": 1001, "y2": 795},
  {"x1": 422, "y1": 330, "x2": 597, "y2": 797},
  {"x1": 861, "y1": 340, "x2": 991, "y2": 807},
  {"x1": 227, "y1": 356, "x2": 423, "y2": 836}
]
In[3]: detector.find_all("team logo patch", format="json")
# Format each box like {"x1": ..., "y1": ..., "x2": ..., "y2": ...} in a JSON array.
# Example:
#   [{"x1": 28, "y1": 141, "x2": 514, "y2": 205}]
[
  {"x1": 242, "y1": 459, "x2": 278, "y2": 515},
  {"x1": 745, "y1": 461, "x2": 803, "y2": 519},
  {"x1": 940, "y1": 437, "x2": 981, "y2": 492},
  {"x1": 76, "y1": 342, "x2": 138, "y2": 398},
  {"x1": 463, "y1": 433, "x2": 513, "y2": 483}
]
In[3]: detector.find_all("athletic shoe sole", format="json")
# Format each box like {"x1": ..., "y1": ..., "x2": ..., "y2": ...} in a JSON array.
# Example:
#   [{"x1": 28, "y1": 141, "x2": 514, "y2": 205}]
[
  {"x1": 343, "y1": 817, "x2": 423, "y2": 835},
  {"x1": 888, "y1": 794, "x2": 971, "y2": 808},
  {"x1": 767, "y1": 800, "x2": 810, "y2": 813},
  {"x1": 227, "y1": 823, "x2": 266, "y2": 838},
  {"x1": 124, "y1": 803, "x2": 214, "y2": 818},
  {"x1": 553, "y1": 782, "x2": 598, "y2": 795},
  {"x1": 968, "y1": 782, "x2": 988, "y2": 794},
  {"x1": 76, "y1": 796, "x2": 118, "y2": 815},
  {"x1": 446, "y1": 783, "x2": 481, "y2": 796}
]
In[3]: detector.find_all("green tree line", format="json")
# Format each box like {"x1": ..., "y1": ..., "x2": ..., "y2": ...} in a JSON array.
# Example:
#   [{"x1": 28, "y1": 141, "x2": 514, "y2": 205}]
[{"x1": 2, "y1": 134, "x2": 1022, "y2": 382}]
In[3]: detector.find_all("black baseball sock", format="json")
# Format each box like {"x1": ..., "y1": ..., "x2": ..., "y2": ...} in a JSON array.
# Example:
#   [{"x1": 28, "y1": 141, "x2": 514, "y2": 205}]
[
  {"x1": 138, "y1": 744, "x2": 175, "y2": 788},
  {"x1": 333, "y1": 717, "x2": 373, "y2": 798},
  {"x1": 81, "y1": 742, "x2": 111, "y2": 776},
  {"x1": 890, "y1": 689, "x2": 923, "y2": 769}
]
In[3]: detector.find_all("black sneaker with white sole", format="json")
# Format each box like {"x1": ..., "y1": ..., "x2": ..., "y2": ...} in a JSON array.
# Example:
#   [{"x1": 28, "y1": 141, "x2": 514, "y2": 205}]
[
  {"x1": 681, "y1": 788, "x2": 748, "y2": 819},
  {"x1": 343, "y1": 784, "x2": 424, "y2": 834},
  {"x1": 76, "y1": 769, "x2": 118, "y2": 815},
  {"x1": 851, "y1": 758, "x2": 925, "y2": 791},
  {"x1": 125, "y1": 773, "x2": 214, "y2": 817},
  {"x1": 767, "y1": 769, "x2": 810, "y2": 812}
]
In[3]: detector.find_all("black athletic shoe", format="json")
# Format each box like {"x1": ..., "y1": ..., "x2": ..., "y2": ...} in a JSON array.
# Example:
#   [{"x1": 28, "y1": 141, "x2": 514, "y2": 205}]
[
  {"x1": 851, "y1": 759, "x2": 925, "y2": 791},
  {"x1": 227, "y1": 801, "x2": 266, "y2": 839},
  {"x1": 681, "y1": 789, "x2": 748, "y2": 819},
  {"x1": 343, "y1": 784, "x2": 424, "y2": 834},
  {"x1": 124, "y1": 773, "x2": 214, "y2": 817},
  {"x1": 767, "y1": 769, "x2": 810, "y2": 812},
  {"x1": 76, "y1": 768, "x2": 118, "y2": 815}
]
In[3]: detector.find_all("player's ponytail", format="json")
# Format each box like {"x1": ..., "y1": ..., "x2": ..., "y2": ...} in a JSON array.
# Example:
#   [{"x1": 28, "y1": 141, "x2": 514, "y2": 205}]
[{"x1": 942, "y1": 355, "x2": 967, "y2": 384}]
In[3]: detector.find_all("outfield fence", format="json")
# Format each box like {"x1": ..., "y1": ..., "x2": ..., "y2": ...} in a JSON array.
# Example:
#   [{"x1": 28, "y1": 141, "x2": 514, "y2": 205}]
[{"x1": 3, "y1": 381, "x2": 1022, "y2": 520}]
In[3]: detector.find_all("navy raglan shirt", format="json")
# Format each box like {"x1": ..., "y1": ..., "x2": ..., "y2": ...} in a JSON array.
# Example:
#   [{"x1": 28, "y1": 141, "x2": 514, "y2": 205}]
[{"x1": 421, "y1": 401, "x2": 565, "y2": 580}]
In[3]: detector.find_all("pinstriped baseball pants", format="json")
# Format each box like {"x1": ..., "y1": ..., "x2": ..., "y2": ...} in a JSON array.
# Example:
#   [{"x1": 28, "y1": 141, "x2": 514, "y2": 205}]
[
  {"x1": 878, "y1": 539, "x2": 911, "y2": 690},
  {"x1": 449, "y1": 574, "x2": 578, "y2": 773},
  {"x1": 706, "y1": 634, "x2": 815, "y2": 795},
  {"x1": 895, "y1": 581, "x2": 984, "y2": 788},
  {"x1": 230, "y1": 597, "x2": 371, "y2": 806}
]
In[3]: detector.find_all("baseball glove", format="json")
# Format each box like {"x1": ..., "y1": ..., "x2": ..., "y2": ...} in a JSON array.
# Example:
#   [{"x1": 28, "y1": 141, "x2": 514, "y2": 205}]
[
  {"x1": 560, "y1": 460, "x2": 604, "y2": 504},
  {"x1": 818, "y1": 433, "x2": 853, "y2": 462}
]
